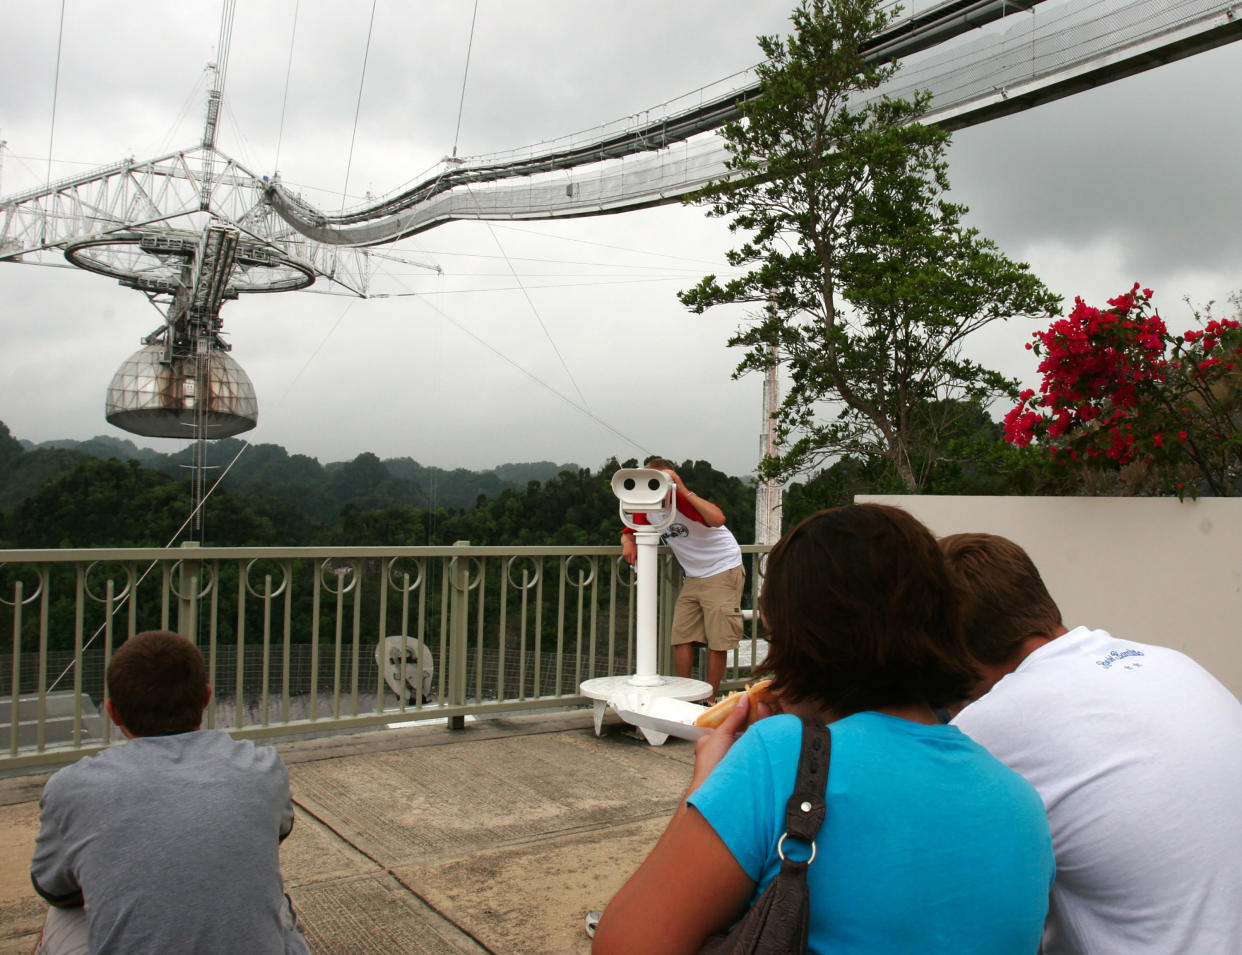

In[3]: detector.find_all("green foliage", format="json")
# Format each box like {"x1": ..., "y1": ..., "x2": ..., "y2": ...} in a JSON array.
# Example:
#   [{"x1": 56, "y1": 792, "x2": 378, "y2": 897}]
[
  {"x1": 325, "y1": 459, "x2": 758, "y2": 547},
  {"x1": 4, "y1": 427, "x2": 582, "y2": 526},
  {"x1": 0, "y1": 428, "x2": 756, "y2": 550},
  {"x1": 0, "y1": 447, "x2": 757, "y2": 654},
  {"x1": 2, "y1": 457, "x2": 314, "y2": 548},
  {"x1": 781, "y1": 399, "x2": 1071, "y2": 527},
  {"x1": 0, "y1": 421, "x2": 24, "y2": 470},
  {"x1": 680, "y1": 0, "x2": 1059, "y2": 490},
  {"x1": 0, "y1": 447, "x2": 94, "y2": 513},
  {"x1": 1005, "y1": 288, "x2": 1242, "y2": 498}
]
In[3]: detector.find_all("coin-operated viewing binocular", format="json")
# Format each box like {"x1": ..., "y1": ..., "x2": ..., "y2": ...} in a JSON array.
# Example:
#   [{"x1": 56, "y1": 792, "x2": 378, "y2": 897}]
[{"x1": 611, "y1": 467, "x2": 676, "y2": 532}]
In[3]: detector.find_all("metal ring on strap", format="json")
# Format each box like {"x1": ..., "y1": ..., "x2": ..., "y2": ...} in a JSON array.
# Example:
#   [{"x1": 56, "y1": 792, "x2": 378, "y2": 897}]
[{"x1": 776, "y1": 832, "x2": 817, "y2": 866}]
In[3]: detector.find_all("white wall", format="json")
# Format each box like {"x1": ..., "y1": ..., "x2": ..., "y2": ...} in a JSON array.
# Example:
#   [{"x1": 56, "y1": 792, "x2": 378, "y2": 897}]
[{"x1": 860, "y1": 496, "x2": 1242, "y2": 698}]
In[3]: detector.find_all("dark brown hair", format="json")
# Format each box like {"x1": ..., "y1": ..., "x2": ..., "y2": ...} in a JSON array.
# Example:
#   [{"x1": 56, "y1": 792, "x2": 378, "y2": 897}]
[
  {"x1": 106, "y1": 630, "x2": 209, "y2": 736},
  {"x1": 938, "y1": 533, "x2": 1062, "y2": 666},
  {"x1": 757, "y1": 504, "x2": 977, "y2": 714}
]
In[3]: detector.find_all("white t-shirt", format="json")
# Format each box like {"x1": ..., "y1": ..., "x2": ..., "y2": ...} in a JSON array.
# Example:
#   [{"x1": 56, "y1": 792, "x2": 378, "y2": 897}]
[
  {"x1": 953, "y1": 627, "x2": 1242, "y2": 955},
  {"x1": 628, "y1": 495, "x2": 742, "y2": 579}
]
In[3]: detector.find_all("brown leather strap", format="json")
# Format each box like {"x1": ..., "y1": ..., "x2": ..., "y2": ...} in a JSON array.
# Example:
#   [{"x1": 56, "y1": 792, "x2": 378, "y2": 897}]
[{"x1": 783, "y1": 719, "x2": 830, "y2": 845}]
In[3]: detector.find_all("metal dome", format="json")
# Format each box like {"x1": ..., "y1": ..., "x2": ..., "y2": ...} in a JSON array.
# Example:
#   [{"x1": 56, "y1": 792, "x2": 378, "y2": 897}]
[{"x1": 105, "y1": 344, "x2": 258, "y2": 438}]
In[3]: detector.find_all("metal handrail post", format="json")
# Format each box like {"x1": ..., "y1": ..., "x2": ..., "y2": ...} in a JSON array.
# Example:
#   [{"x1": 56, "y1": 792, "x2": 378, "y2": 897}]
[
  {"x1": 177, "y1": 541, "x2": 200, "y2": 640},
  {"x1": 448, "y1": 542, "x2": 470, "y2": 729}
]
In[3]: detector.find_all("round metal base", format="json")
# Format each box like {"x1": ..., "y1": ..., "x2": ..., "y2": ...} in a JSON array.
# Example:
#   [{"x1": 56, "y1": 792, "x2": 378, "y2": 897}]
[{"x1": 580, "y1": 674, "x2": 714, "y2": 744}]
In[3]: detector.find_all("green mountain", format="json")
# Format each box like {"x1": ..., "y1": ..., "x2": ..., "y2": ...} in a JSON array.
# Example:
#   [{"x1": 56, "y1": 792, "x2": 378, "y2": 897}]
[{"x1": 7, "y1": 426, "x2": 580, "y2": 520}]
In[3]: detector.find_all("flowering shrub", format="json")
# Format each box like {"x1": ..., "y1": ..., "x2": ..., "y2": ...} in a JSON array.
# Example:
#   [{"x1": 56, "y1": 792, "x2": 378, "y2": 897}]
[{"x1": 1004, "y1": 285, "x2": 1242, "y2": 497}]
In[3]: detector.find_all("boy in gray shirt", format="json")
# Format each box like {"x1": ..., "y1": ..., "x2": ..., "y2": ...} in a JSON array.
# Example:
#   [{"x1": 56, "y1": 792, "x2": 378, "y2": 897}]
[{"x1": 31, "y1": 630, "x2": 308, "y2": 954}]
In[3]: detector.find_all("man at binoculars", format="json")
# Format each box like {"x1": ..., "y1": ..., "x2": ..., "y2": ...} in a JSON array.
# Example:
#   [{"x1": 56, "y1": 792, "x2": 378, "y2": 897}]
[{"x1": 619, "y1": 457, "x2": 744, "y2": 699}]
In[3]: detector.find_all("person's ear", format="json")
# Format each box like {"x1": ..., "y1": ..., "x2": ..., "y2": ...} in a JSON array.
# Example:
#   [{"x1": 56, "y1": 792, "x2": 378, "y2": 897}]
[{"x1": 105, "y1": 699, "x2": 135, "y2": 739}]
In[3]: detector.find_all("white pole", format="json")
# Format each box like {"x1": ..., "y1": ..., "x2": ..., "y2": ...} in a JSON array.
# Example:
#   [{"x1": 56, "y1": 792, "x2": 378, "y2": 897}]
[
  {"x1": 629, "y1": 530, "x2": 663, "y2": 686},
  {"x1": 755, "y1": 339, "x2": 783, "y2": 546}
]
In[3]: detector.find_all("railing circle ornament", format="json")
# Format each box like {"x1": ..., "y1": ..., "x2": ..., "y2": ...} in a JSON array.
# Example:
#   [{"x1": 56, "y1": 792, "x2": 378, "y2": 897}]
[
  {"x1": 615, "y1": 556, "x2": 637, "y2": 586},
  {"x1": 320, "y1": 559, "x2": 358, "y2": 595},
  {"x1": 0, "y1": 563, "x2": 47, "y2": 607},
  {"x1": 386, "y1": 557, "x2": 426, "y2": 593},
  {"x1": 446, "y1": 555, "x2": 484, "y2": 592},
  {"x1": 167, "y1": 559, "x2": 216, "y2": 600},
  {"x1": 506, "y1": 555, "x2": 542, "y2": 590},
  {"x1": 244, "y1": 558, "x2": 289, "y2": 599},
  {"x1": 83, "y1": 561, "x2": 136, "y2": 604},
  {"x1": 563, "y1": 555, "x2": 598, "y2": 589}
]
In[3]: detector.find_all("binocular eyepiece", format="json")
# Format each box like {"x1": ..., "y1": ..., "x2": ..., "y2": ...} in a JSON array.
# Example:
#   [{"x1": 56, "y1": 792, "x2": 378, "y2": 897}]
[{"x1": 611, "y1": 467, "x2": 676, "y2": 531}]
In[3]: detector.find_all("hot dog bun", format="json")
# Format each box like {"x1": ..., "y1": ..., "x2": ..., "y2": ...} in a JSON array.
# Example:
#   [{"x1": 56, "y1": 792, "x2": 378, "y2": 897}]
[{"x1": 693, "y1": 679, "x2": 776, "y2": 728}]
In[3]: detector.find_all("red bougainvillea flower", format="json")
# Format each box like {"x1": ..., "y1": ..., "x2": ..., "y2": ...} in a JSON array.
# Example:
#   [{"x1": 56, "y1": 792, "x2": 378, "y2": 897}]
[{"x1": 1007, "y1": 283, "x2": 1241, "y2": 495}]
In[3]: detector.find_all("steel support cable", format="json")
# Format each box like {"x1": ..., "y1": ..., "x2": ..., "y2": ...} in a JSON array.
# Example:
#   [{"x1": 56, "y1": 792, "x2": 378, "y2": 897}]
[
  {"x1": 489, "y1": 221, "x2": 736, "y2": 268},
  {"x1": 156, "y1": 71, "x2": 212, "y2": 155},
  {"x1": 401, "y1": 246, "x2": 717, "y2": 272},
  {"x1": 274, "y1": 0, "x2": 300, "y2": 173},
  {"x1": 43, "y1": 1, "x2": 67, "y2": 195},
  {"x1": 368, "y1": 275, "x2": 728, "y2": 296},
  {"x1": 214, "y1": 0, "x2": 237, "y2": 105},
  {"x1": 341, "y1": 0, "x2": 379, "y2": 211},
  {"x1": 48, "y1": 432, "x2": 248, "y2": 693},
  {"x1": 914, "y1": 0, "x2": 1233, "y2": 120},
  {"x1": 467, "y1": 185, "x2": 592, "y2": 410},
  {"x1": 452, "y1": 0, "x2": 481, "y2": 159},
  {"x1": 385, "y1": 267, "x2": 653, "y2": 460},
  {"x1": 427, "y1": 270, "x2": 445, "y2": 544},
  {"x1": 48, "y1": 298, "x2": 359, "y2": 693}
]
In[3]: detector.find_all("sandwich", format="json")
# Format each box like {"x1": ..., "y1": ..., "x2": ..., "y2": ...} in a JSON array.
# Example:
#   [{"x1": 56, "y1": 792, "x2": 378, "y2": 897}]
[{"x1": 693, "y1": 679, "x2": 777, "y2": 728}]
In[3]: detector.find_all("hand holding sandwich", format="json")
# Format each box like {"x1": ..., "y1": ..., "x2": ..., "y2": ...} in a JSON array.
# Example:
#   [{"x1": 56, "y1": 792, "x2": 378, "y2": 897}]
[{"x1": 687, "y1": 688, "x2": 777, "y2": 795}]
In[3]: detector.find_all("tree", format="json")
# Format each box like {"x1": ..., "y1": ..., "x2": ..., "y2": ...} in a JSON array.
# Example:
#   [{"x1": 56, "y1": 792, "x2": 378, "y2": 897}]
[
  {"x1": 1004, "y1": 286, "x2": 1242, "y2": 497},
  {"x1": 679, "y1": 0, "x2": 1060, "y2": 490},
  {"x1": 0, "y1": 421, "x2": 24, "y2": 470}
]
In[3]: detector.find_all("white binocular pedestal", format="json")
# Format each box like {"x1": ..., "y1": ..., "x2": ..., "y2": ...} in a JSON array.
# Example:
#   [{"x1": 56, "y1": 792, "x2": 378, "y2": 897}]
[{"x1": 579, "y1": 468, "x2": 713, "y2": 743}]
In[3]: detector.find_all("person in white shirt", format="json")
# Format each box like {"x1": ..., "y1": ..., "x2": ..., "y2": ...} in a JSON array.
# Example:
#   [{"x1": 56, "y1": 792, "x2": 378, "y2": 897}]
[
  {"x1": 620, "y1": 457, "x2": 744, "y2": 698},
  {"x1": 943, "y1": 532, "x2": 1242, "y2": 955}
]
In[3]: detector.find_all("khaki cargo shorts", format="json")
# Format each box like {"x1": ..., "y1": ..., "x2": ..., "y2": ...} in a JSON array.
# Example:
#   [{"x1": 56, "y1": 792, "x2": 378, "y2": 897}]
[{"x1": 670, "y1": 564, "x2": 745, "y2": 651}]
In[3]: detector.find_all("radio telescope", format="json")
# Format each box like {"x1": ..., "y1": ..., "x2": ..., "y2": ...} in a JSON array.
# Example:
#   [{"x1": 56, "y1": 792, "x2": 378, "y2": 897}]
[{"x1": 2, "y1": 0, "x2": 1236, "y2": 536}]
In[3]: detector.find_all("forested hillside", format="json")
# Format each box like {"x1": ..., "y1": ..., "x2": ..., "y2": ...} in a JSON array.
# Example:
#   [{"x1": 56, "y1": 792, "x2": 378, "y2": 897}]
[
  {"x1": 0, "y1": 401, "x2": 1069, "y2": 550},
  {"x1": 13, "y1": 430, "x2": 575, "y2": 518},
  {"x1": 0, "y1": 422, "x2": 756, "y2": 548}
]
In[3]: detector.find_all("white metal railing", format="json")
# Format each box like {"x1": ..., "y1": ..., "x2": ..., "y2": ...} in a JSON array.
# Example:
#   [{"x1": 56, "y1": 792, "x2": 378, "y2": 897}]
[{"x1": 1, "y1": 542, "x2": 768, "y2": 769}]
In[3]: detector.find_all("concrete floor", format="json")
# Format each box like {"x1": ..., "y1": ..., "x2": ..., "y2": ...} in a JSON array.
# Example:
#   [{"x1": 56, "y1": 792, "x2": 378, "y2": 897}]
[{"x1": 0, "y1": 709, "x2": 695, "y2": 954}]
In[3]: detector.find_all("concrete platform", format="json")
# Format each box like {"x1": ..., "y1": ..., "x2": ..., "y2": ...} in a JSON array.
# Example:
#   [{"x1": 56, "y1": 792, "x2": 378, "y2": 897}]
[{"x1": 0, "y1": 709, "x2": 695, "y2": 954}]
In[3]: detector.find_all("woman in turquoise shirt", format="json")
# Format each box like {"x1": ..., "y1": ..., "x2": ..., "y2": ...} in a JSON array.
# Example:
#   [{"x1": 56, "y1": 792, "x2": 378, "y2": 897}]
[{"x1": 594, "y1": 504, "x2": 1053, "y2": 954}]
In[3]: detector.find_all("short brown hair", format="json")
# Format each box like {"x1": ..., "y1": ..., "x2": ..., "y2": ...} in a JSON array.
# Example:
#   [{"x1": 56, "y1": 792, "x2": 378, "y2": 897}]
[
  {"x1": 757, "y1": 504, "x2": 977, "y2": 714},
  {"x1": 106, "y1": 631, "x2": 208, "y2": 736},
  {"x1": 938, "y1": 533, "x2": 1062, "y2": 665},
  {"x1": 643, "y1": 457, "x2": 674, "y2": 470}
]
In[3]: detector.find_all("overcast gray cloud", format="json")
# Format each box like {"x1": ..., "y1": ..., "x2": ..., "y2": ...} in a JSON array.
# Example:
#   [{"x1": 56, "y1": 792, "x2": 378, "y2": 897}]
[{"x1": 2, "y1": 1, "x2": 1240, "y2": 478}]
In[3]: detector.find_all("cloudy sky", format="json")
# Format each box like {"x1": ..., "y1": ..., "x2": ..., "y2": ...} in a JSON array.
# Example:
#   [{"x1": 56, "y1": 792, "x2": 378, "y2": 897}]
[{"x1": 2, "y1": 1, "x2": 1240, "y2": 478}]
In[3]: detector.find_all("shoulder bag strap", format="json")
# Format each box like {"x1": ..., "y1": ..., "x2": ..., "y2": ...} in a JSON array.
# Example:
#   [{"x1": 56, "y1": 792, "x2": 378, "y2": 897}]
[{"x1": 783, "y1": 719, "x2": 830, "y2": 844}]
